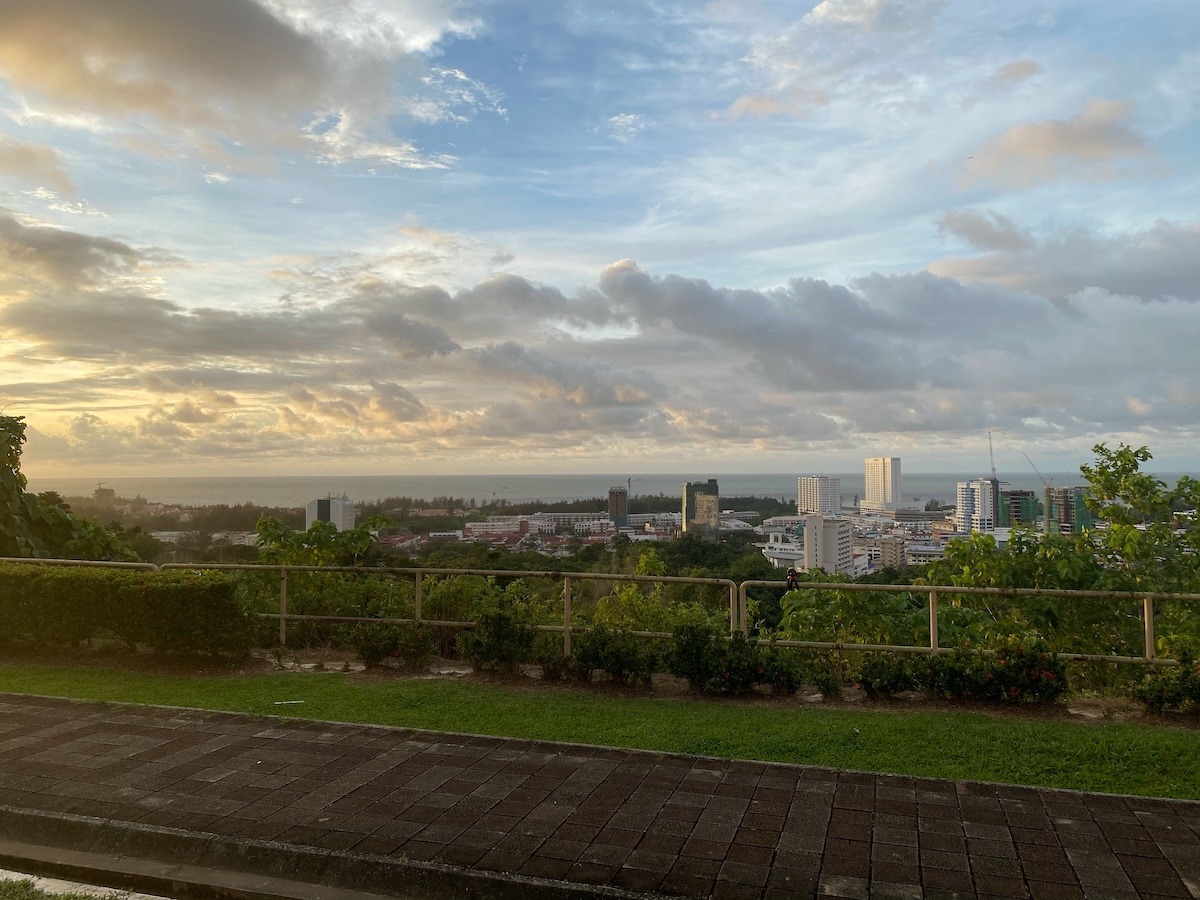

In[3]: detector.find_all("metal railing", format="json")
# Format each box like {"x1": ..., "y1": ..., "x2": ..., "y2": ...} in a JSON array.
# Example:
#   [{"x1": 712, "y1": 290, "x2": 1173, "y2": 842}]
[
  {"x1": 0, "y1": 557, "x2": 737, "y2": 656},
  {"x1": 3, "y1": 557, "x2": 1197, "y2": 665},
  {"x1": 738, "y1": 580, "x2": 1200, "y2": 665}
]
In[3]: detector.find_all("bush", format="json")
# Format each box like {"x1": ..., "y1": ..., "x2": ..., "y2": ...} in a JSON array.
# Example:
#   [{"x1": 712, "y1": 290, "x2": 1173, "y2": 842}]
[
  {"x1": 978, "y1": 643, "x2": 1068, "y2": 703},
  {"x1": 709, "y1": 632, "x2": 763, "y2": 694},
  {"x1": 917, "y1": 644, "x2": 1067, "y2": 703},
  {"x1": 856, "y1": 653, "x2": 915, "y2": 700},
  {"x1": 458, "y1": 610, "x2": 534, "y2": 675},
  {"x1": 760, "y1": 647, "x2": 801, "y2": 696},
  {"x1": 0, "y1": 563, "x2": 252, "y2": 656},
  {"x1": 667, "y1": 625, "x2": 800, "y2": 696},
  {"x1": 1133, "y1": 651, "x2": 1200, "y2": 713},
  {"x1": 666, "y1": 622, "x2": 722, "y2": 690},
  {"x1": 348, "y1": 621, "x2": 436, "y2": 670},
  {"x1": 394, "y1": 622, "x2": 436, "y2": 671},
  {"x1": 534, "y1": 633, "x2": 570, "y2": 681},
  {"x1": 570, "y1": 625, "x2": 656, "y2": 687},
  {"x1": 920, "y1": 649, "x2": 984, "y2": 700}
]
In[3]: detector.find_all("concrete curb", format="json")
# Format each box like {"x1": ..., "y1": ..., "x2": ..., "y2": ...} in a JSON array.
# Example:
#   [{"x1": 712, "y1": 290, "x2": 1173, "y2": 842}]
[{"x1": 0, "y1": 806, "x2": 659, "y2": 900}]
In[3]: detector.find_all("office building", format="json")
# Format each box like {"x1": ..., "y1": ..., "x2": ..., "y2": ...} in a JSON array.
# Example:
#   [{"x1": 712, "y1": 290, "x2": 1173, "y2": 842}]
[
  {"x1": 863, "y1": 457, "x2": 901, "y2": 511},
  {"x1": 306, "y1": 494, "x2": 356, "y2": 531},
  {"x1": 797, "y1": 475, "x2": 841, "y2": 516},
  {"x1": 954, "y1": 479, "x2": 1002, "y2": 533},
  {"x1": 608, "y1": 486, "x2": 628, "y2": 528},
  {"x1": 801, "y1": 515, "x2": 854, "y2": 575},
  {"x1": 1045, "y1": 487, "x2": 1095, "y2": 534},
  {"x1": 682, "y1": 479, "x2": 720, "y2": 538},
  {"x1": 999, "y1": 489, "x2": 1039, "y2": 528}
]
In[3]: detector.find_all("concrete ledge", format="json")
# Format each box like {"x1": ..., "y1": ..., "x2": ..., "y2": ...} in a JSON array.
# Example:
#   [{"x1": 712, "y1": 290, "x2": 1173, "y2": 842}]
[{"x1": 0, "y1": 807, "x2": 657, "y2": 900}]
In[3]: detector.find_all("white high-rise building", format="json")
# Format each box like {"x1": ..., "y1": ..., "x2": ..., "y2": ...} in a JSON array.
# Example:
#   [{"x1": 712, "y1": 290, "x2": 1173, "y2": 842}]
[
  {"x1": 954, "y1": 479, "x2": 1004, "y2": 532},
  {"x1": 801, "y1": 515, "x2": 854, "y2": 575},
  {"x1": 797, "y1": 476, "x2": 841, "y2": 516},
  {"x1": 863, "y1": 457, "x2": 901, "y2": 511},
  {"x1": 306, "y1": 494, "x2": 356, "y2": 531}
]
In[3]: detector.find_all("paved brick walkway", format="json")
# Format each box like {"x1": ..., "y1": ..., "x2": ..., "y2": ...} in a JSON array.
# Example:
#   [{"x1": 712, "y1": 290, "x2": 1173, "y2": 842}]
[{"x1": 1, "y1": 694, "x2": 1199, "y2": 899}]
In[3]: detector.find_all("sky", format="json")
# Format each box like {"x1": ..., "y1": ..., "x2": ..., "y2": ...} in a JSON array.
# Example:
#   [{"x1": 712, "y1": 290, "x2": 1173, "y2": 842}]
[{"x1": 2, "y1": 0, "x2": 1199, "y2": 477}]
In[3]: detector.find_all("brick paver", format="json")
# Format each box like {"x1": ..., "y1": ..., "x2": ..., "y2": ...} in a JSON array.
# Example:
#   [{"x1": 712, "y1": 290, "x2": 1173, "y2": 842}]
[{"x1": 2, "y1": 694, "x2": 1199, "y2": 898}]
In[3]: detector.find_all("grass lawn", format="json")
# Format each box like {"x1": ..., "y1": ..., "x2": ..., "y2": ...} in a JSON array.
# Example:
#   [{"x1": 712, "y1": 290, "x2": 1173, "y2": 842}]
[
  {"x1": 1, "y1": 662, "x2": 1198, "y2": 800},
  {"x1": 0, "y1": 878, "x2": 117, "y2": 900}
]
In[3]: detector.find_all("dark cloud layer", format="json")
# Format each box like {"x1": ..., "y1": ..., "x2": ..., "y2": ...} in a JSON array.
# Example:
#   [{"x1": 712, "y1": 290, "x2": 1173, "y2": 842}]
[{"x1": 3, "y1": 210, "x2": 1199, "y2": 470}]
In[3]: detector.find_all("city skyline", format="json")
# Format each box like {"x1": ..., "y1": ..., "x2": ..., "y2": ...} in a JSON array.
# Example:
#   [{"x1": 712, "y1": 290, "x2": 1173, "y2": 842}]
[{"x1": 3, "y1": 2, "x2": 1199, "y2": 477}]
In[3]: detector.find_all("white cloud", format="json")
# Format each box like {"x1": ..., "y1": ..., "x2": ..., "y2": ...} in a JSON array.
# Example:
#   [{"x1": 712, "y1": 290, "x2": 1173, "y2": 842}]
[
  {"x1": 963, "y1": 99, "x2": 1149, "y2": 187},
  {"x1": 602, "y1": 113, "x2": 648, "y2": 143}
]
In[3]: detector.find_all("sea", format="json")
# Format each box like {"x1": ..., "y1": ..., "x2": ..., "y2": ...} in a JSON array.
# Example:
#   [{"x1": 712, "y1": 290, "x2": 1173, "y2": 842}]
[{"x1": 24, "y1": 471, "x2": 1188, "y2": 510}]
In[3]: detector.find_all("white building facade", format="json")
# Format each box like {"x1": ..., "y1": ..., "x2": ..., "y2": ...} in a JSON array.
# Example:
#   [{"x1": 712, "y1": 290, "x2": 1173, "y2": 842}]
[
  {"x1": 954, "y1": 479, "x2": 1005, "y2": 532},
  {"x1": 306, "y1": 495, "x2": 356, "y2": 531},
  {"x1": 801, "y1": 514, "x2": 854, "y2": 574},
  {"x1": 863, "y1": 457, "x2": 901, "y2": 511},
  {"x1": 797, "y1": 475, "x2": 841, "y2": 516}
]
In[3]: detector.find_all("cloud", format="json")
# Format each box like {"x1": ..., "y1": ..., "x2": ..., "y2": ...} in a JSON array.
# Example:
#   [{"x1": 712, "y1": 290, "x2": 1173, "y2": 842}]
[
  {"x1": 804, "y1": 0, "x2": 946, "y2": 32},
  {"x1": 602, "y1": 113, "x2": 647, "y2": 143},
  {"x1": 937, "y1": 209, "x2": 1033, "y2": 253},
  {"x1": 0, "y1": 0, "x2": 493, "y2": 170},
  {"x1": 986, "y1": 59, "x2": 1042, "y2": 88},
  {"x1": 930, "y1": 213, "x2": 1200, "y2": 303},
  {"x1": 963, "y1": 99, "x2": 1149, "y2": 187},
  {"x1": 0, "y1": 137, "x2": 74, "y2": 194},
  {"x1": 0, "y1": 210, "x2": 148, "y2": 291},
  {"x1": 6, "y1": 211, "x2": 1200, "y2": 472}
]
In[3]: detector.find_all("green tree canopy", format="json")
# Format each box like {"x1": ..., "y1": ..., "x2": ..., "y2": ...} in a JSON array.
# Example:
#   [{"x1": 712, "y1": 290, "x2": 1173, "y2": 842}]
[{"x1": 1, "y1": 415, "x2": 134, "y2": 560}]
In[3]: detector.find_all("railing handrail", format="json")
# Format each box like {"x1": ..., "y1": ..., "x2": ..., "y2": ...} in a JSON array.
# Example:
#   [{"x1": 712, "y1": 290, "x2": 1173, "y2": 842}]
[{"x1": 2, "y1": 556, "x2": 1193, "y2": 664}]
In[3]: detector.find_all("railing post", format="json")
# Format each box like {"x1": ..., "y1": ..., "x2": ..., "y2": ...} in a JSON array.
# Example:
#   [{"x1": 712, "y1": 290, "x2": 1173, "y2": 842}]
[
  {"x1": 563, "y1": 577, "x2": 572, "y2": 656},
  {"x1": 278, "y1": 568, "x2": 288, "y2": 648},
  {"x1": 414, "y1": 573, "x2": 423, "y2": 622},
  {"x1": 1144, "y1": 596, "x2": 1155, "y2": 661},
  {"x1": 928, "y1": 589, "x2": 939, "y2": 651}
]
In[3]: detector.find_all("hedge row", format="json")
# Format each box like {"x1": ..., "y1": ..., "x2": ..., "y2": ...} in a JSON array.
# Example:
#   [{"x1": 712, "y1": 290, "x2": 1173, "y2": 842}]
[
  {"x1": 0, "y1": 563, "x2": 254, "y2": 655},
  {"x1": 459, "y1": 614, "x2": 1070, "y2": 703}
]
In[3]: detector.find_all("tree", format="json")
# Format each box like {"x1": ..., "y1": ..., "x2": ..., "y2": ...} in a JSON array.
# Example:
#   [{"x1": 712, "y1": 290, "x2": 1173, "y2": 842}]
[
  {"x1": 1, "y1": 415, "x2": 134, "y2": 560},
  {"x1": 254, "y1": 515, "x2": 394, "y2": 567},
  {"x1": 1081, "y1": 443, "x2": 1200, "y2": 594}
]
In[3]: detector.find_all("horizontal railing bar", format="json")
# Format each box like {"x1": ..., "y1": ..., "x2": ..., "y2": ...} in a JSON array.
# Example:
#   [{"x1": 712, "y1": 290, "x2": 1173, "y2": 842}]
[{"x1": 741, "y1": 579, "x2": 1200, "y2": 603}]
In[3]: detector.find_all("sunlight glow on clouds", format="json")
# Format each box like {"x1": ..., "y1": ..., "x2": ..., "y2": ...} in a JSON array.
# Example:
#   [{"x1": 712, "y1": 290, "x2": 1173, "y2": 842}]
[{"x1": 1, "y1": 0, "x2": 1199, "y2": 474}]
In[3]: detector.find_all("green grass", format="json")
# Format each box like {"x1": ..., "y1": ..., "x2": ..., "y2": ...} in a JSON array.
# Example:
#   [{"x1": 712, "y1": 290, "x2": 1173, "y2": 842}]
[
  {"x1": 1, "y1": 663, "x2": 1198, "y2": 800},
  {"x1": 0, "y1": 878, "x2": 115, "y2": 900}
]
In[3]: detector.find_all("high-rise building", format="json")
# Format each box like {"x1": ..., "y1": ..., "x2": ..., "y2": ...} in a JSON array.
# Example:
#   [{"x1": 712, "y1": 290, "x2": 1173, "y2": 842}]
[
  {"x1": 1045, "y1": 487, "x2": 1094, "y2": 534},
  {"x1": 800, "y1": 515, "x2": 854, "y2": 574},
  {"x1": 306, "y1": 494, "x2": 356, "y2": 531},
  {"x1": 999, "y1": 489, "x2": 1039, "y2": 528},
  {"x1": 863, "y1": 457, "x2": 900, "y2": 511},
  {"x1": 954, "y1": 479, "x2": 1005, "y2": 532},
  {"x1": 682, "y1": 479, "x2": 720, "y2": 538},
  {"x1": 608, "y1": 486, "x2": 628, "y2": 528},
  {"x1": 797, "y1": 475, "x2": 841, "y2": 516}
]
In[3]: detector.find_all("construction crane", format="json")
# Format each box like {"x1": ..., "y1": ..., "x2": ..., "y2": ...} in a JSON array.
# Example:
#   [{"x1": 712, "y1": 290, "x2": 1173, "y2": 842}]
[
  {"x1": 988, "y1": 431, "x2": 997, "y2": 481},
  {"x1": 1021, "y1": 452, "x2": 1053, "y2": 535}
]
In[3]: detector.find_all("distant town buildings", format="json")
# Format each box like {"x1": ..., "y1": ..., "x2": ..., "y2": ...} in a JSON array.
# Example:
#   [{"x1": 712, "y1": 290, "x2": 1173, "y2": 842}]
[
  {"x1": 797, "y1": 475, "x2": 841, "y2": 516},
  {"x1": 759, "y1": 513, "x2": 854, "y2": 575},
  {"x1": 863, "y1": 457, "x2": 901, "y2": 511},
  {"x1": 682, "y1": 479, "x2": 720, "y2": 539},
  {"x1": 306, "y1": 494, "x2": 355, "y2": 531}
]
